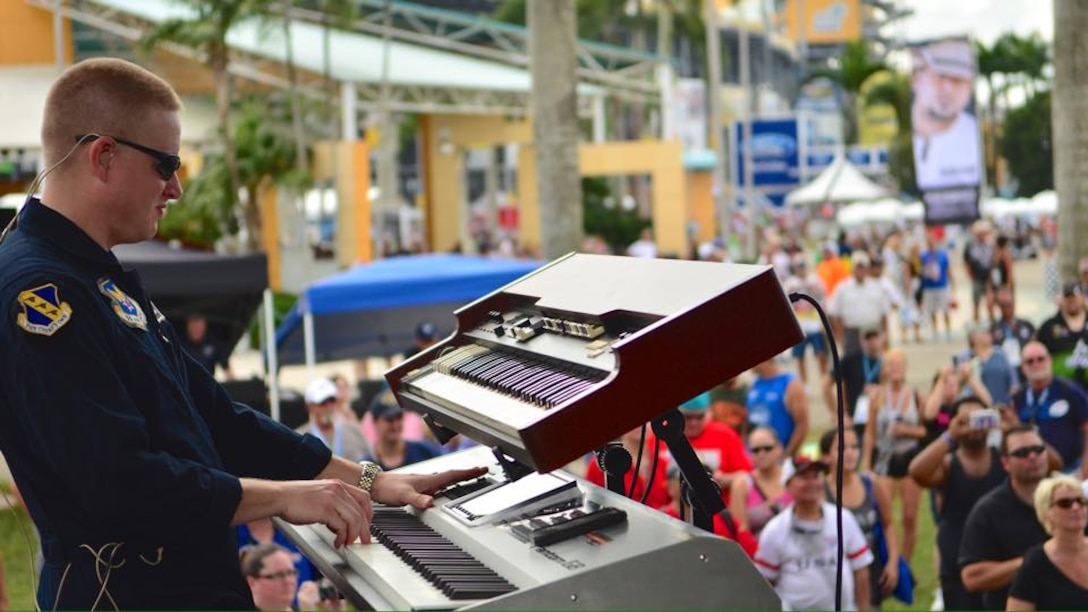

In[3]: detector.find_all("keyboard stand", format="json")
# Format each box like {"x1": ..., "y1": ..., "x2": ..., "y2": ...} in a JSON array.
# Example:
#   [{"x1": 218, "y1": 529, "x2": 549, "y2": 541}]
[
  {"x1": 651, "y1": 409, "x2": 725, "y2": 533},
  {"x1": 595, "y1": 443, "x2": 632, "y2": 496}
]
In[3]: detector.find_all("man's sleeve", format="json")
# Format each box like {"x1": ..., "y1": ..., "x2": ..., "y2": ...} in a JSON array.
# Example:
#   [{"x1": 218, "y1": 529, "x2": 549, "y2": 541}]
[
  {"x1": 4, "y1": 276, "x2": 241, "y2": 544},
  {"x1": 177, "y1": 345, "x2": 332, "y2": 481},
  {"x1": 753, "y1": 523, "x2": 782, "y2": 582},
  {"x1": 843, "y1": 511, "x2": 874, "y2": 570},
  {"x1": 958, "y1": 498, "x2": 1000, "y2": 568},
  {"x1": 721, "y1": 427, "x2": 753, "y2": 472}
]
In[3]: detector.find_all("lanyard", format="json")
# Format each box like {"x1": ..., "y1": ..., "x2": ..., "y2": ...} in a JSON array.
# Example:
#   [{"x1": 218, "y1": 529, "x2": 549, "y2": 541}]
[
  {"x1": 311, "y1": 422, "x2": 343, "y2": 457},
  {"x1": 1024, "y1": 387, "x2": 1049, "y2": 422},
  {"x1": 863, "y1": 356, "x2": 881, "y2": 384}
]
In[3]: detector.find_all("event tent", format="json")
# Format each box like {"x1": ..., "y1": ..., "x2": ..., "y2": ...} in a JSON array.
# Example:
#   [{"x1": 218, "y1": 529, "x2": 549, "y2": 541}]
[
  {"x1": 113, "y1": 240, "x2": 269, "y2": 351},
  {"x1": 836, "y1": 198, "x2": 924, "y2": 227},
  {"x1": 275, "y1": 254, "x2": 544, "y2": 365},
  {"x1": 786, "y1": 157, "x2": 890, "y2": 206}
]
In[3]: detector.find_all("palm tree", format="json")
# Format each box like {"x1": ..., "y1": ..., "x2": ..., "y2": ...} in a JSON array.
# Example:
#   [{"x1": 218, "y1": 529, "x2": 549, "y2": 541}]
[
  {"x1": 161, "y1": 97, "x2": 312, "y2": 249},
  {"x1": 529, "y1": 0, "x2": 583, "y2": 259},
  {"x1": 1052, "y1": 2, "x2": 1088, "y2": 281},
  {"x1": 140, "y1": 0, "x2": 266, "y2": 251},
  {"x1": 863, "y1": 72, "x2": 915, "y2": 193},
  {"x1": 804, "y1": 41, "x2": 888, "y2": 144}
]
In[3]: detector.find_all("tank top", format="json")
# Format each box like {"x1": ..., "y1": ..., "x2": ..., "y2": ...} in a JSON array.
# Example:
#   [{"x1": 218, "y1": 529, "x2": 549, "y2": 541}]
[
  {"x1": 936, "y1": 449, "x2": 1005, "y2": 578},
  {"x1": 745, "y1": 473, "x2": 792, "y2": 536},
  {"x1": 874, "y1": 384, "x2": 920, "y2": 474},
  {"x1": 823, "y1": 475, "x2": 882, "y2": 565},
  {"x1": 746, "y1": 372, "x2": 796, "y2": 445}
]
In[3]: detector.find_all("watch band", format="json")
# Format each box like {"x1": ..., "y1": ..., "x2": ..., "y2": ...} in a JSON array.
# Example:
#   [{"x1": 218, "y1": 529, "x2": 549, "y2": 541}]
[{"x1": 358, "y1": 461, "x2": 382, "y2": 493}]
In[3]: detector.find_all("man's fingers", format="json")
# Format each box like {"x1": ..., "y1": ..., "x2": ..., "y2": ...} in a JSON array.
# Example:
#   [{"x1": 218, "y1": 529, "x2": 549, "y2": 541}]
[
  {"x1": 345, "y1": 484, "x2": 374, "y2": 521},
  {"x1": 405, "y1": 492, "x2": 434, "y2": 510},
  {"x1": 422, "y1": 466, "x2": 489, "y2": 494}
]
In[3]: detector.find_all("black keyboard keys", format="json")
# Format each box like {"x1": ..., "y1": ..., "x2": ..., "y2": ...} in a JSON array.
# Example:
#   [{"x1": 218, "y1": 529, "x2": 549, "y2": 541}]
[{"x1": 371, "y1": 508, "x2": 517, "y2": 600}]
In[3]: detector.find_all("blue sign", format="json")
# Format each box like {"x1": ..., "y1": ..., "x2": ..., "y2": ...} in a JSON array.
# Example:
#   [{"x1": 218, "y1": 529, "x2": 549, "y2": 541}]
[{"x1": 732, "y1": 118, "x2": 802, "y2": 207}]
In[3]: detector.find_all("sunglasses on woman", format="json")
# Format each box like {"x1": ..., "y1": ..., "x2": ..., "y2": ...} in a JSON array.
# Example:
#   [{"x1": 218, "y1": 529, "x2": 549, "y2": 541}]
[{"x1": 1052, "y1": 496, "x2": 1088, "y2": 510}]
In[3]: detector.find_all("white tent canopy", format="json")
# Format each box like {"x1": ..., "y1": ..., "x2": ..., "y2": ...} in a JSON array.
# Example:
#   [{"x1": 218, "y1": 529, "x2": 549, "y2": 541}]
[
  {"x1": 836, "y1": 198, "x2": 924, "y2": 227},
  {"x1": 786, "y1": 157, "x2": 891, "y2": 206}
]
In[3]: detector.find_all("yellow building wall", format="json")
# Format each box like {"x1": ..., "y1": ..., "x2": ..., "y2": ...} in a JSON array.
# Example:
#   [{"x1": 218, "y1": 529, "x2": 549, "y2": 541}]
[
  {"x1": 420, "y1": 114, "x2": 688, "y2": 256},
  {"x1": 313, "y1": 140, "x2": 372, "y2": 267},
  {"x1": 0, "y1": 3, "x2": 72, "y2": 66},
  {"x1": 688, "y1": 171, "x2": 715, "y2": 244},
  {"x1": 259, "y1": 188, "x2": 281, "y2": 291}
]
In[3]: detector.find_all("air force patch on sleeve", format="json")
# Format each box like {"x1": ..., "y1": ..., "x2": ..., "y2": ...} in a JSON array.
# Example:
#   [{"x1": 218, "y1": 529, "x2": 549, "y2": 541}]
[
  {"x1": 16, "y1": 283, "x2": 73, "y2": 336},
  {"x1": 97, "y1": 277, "x2": 147, "y2": 330}
]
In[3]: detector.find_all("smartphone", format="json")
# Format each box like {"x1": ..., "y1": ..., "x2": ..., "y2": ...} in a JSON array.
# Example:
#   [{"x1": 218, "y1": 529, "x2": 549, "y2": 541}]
[{"x1": 969, "y1": 408, "x2": 999, "y2": 431}]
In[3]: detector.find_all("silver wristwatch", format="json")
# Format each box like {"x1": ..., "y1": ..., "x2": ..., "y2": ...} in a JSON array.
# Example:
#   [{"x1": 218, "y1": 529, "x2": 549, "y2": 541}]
[{"x1": 358, "y1": 461, "x2": 382, "y2": 493}]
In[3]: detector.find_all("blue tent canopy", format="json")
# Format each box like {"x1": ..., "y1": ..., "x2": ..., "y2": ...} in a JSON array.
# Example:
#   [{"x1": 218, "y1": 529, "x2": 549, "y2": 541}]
[{"x1": 275, "y1": 254, "x2": 543, "y2": 364}]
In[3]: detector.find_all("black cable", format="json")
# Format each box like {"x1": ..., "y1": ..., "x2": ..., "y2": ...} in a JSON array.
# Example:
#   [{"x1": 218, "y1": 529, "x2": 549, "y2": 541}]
[
  {"x1": 790, "y1": 291, "x2": 845, "y2": 612},
  {"x1": 627, "y1": 423, "x2": 647, "y2": 498},
  {"x1": 640, "y1": 435, "x2": 662, "y2": 505}
]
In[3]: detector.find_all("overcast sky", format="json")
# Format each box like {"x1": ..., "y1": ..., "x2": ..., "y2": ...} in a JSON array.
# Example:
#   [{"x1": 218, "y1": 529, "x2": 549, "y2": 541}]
[{"x1": 899, "y1": 0, "x2": 1053, "y2": 45}]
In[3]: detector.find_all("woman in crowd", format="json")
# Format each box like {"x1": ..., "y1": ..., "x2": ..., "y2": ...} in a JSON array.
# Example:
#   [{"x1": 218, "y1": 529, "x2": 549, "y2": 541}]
[
  {"x1": 1007, "y1": 474, "x2": 1088, "y2": 610},
  {"x1": 242, "y1": 543, "x2": 322, "y2": 611},
  {"x1": 821, "y1": 428, "x2": 900, "y2": 608},
  {"x1": 729, "y1": 427, "x2": 791, "y2": 537},
  {"x1": 988, "y1": 234, "x2": 1015, "y2": 311},
  {"x1": 862, "y1": 349, "x2": 926, "y2": 565}
]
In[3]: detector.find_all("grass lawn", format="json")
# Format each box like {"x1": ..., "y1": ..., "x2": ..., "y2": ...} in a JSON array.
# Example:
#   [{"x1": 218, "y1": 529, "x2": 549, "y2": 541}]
[
  {"x1": 884, "y1": 494, "x2": 938, "y2": 611},
  {"x1": 1, "y1": 506, "x2": 39, "y2": 610}
]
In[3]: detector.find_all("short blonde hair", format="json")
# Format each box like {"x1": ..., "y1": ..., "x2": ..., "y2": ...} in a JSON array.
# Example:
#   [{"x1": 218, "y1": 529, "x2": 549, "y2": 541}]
[
  {"x1": 41, "y1": 58, "x2": 182, "y2": 166},
  {"x1": 1033, "y1": 474, "x2": 1084, "y2": 534}
]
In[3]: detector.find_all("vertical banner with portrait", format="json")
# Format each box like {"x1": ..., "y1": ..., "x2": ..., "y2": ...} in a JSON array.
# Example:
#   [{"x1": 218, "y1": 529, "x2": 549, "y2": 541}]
[{"x1": 910, "y1": 36, "x2": 983, "y2": 225}]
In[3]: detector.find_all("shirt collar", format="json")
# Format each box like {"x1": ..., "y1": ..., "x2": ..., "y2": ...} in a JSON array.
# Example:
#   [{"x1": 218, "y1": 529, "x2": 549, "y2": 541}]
[{"x1": 19, "y1": 197, "x2": 122, "y2": 270}]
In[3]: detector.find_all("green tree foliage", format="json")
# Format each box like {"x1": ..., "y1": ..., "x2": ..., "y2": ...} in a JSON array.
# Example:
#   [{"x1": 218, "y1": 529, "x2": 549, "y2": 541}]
[
  {"x1": 1002, "y1": 89, "x2": 1053, "y2": 197},
  {"x1": 806, "y1": 41, "x2": 888, "y2": 144},
  {"x1": 582, "y1": 177, "x2": 650, "y2": 253},
  {"x1": 863, "y1": 73, "x2": 916, "y2": 194},
  {"x1": 159, "y1": 97, "x2": 311, "y2": 248}
]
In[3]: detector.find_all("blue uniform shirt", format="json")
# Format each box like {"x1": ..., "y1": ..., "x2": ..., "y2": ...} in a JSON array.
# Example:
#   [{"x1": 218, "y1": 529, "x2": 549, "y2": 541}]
[
  {"x1": 1012, "y1": 376, "x2": 1088, "y2": 472},
  {"x1": 745, "y1": 371, "x2": 797, "y2": 445},
  {"x1": 0, "y1": 198, "x2": 332, "y2": 609}
]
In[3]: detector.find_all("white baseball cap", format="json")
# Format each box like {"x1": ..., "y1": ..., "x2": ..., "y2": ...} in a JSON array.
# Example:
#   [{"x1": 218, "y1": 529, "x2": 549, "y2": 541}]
[{"x1": 304, "y1": 378, "x2": 339, "y2": 405}]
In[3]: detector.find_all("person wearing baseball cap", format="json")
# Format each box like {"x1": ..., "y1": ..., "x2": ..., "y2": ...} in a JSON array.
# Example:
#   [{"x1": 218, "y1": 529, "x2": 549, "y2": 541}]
[
  {"x1": 295, "y1": 378, "x2": 371, "y2": 462},
  {"x1": 911, "y1": 38, "x2": 982, "y2": 191},
  {"x1": 754, "y1": 456, "x2": 874, "y2": 611}
]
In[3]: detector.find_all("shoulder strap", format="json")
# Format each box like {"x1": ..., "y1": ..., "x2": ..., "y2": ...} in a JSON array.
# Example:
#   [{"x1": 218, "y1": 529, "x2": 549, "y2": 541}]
[
  {"x1": 749, "y1": 474, "x2": 769, "y2": 502},
  {"x1": 861, "y1": 473, "x2": 882, "y2": 523}
]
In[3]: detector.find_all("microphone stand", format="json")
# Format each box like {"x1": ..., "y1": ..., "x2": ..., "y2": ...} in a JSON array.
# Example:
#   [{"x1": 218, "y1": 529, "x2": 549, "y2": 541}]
[{"x1": 651, "y1": 409, "x2": 724, "y2": 532}]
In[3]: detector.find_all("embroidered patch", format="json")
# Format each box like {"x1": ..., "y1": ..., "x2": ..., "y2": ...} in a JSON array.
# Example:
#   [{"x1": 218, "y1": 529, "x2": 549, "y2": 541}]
[
  {"x1": 97, "y1": 277, "x2": 147, "y2": 330},
  {"x1": 16, "y1": 284, "x2": 73, "y2": 336}
]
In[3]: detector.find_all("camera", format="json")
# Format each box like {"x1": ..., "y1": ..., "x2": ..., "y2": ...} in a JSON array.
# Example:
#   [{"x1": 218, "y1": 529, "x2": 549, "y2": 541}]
[
  {"x1": 318, "y1": 579, "x2": 339, "y2": 601},
  {"x1": 969, "y1": 408, "x2": 999, "y2": 431}
]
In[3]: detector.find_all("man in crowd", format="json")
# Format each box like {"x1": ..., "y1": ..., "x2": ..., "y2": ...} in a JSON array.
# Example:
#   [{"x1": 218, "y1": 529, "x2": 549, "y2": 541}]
[
  {"x1": 755, "y1": 457, "x2": 873, "y2": 611},
  {"x1": 825, "y1": 327, "x2": 885, "y2": 436},
  {"x1": 364, "y1": 391, "x2": 445, "y2": 471},
  {"x1": 181, "y1": 314, "x2": 233, "y2": 379},
  {"x1": 959, "y1": 425, "x2": 1052, "y2": 610},
  {"x1": 1008, "y1": 342, "x2": 1088, "y2": 475},
  {"x1": 909, "y1": 396, "x2": 1006, "y2": 611},
  {"x1": 963, "y1": 220, "x2": 995, "y2": 325},
  {"x1": 0, "y1": 58, "x2": 481, "y2": 608},
  {"x1": 829, "y1": 251, "x2": 889, "y2": 357},
  {"x1": 1036, "y1": 282, "x2": 1088, "y2": 392},
  {"x1": 676, "y1": 393, "x2": 752, "y2": 502},
  {"x1": 746, "y1": 358, "x2": 809, "y2": 458},
  {"x1": 403, "y1": 321, "x2": 440, "y2": 359},
  {"x1": 920, "y1": 230, "x2": 956, "y2": 340},
  {"x1": 296, "y1": 378, "x2": 371, "y2": 463},
  {"x1": 990, "y1": 287, "x2": 1036, "y2": 380}
]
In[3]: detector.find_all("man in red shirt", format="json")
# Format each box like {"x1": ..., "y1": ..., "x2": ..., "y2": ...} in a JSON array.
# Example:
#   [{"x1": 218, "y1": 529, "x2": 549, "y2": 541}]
[{"x1": 671, "y1": 393, "x2": 753, "y2": 503}]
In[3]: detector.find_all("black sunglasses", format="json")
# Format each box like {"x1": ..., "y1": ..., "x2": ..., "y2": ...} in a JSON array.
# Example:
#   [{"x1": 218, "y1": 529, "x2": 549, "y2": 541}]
[
  {"x1": 1052, "y1": 496, "x2": 1088, "y2": 510},
  {"x1": 74, "y1": 134, "x2": 182, "y2": 181},
  {"x1": 750, "y1": 445, "x2": 777, "y2": 454},
  {"x1": 1008, "y1": 444, "x2": 1046, "y2": 459}
]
